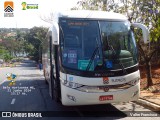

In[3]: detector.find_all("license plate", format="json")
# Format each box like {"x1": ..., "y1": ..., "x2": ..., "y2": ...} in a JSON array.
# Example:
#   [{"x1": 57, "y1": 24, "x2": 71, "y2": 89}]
[{"x1": 99, "y1": 95, "x2": 113, "y2": 101}]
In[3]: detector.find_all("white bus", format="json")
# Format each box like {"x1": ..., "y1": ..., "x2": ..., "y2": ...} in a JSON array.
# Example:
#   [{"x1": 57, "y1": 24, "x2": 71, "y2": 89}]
[{"x1": 42, "y1": 10, "x2": 149, "y2": 106}]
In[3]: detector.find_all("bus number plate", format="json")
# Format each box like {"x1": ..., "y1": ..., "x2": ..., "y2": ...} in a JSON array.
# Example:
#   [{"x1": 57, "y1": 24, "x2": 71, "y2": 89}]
[{"x1": 99, "y1": 95, "x2": 113, "y2": 101}]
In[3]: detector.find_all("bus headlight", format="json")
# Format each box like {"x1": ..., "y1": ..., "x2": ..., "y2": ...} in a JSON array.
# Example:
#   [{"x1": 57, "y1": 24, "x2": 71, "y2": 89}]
[
  {"x1": 128, "y1": 77, "x2": 140, "y2": 86},
  {"x1": 61, "y1": 77, "x2": 140, "y2": 93},
  {"x1": 61, "y1": 80, "x2": 83, "y2": 89}
]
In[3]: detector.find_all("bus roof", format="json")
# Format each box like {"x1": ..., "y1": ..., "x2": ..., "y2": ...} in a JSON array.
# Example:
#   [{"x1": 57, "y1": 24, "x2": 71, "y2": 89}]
[{"x1": 58, "y1": 10, "x2": 128, "y2": 21}]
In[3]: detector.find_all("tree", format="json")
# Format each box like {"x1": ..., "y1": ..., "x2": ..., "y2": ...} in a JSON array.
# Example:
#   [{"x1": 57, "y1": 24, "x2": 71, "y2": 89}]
[
  {"x1": 118, "y1": 0, "x2": 160, "y2": 88},
  {"x1": 0, "y1": 46, "x2": 8, "y2": 59},
  {"x1": 25, "y1": 27, "x2": 48, "y2": 62},
  {"x1": 73, "y1": 0, "x2": 160, "y2": 88},
  {"x1": 3, "y1": 54, "x2": 12, "y2": 62},
  {"x1": 40, "y1": 12, "x2": 56, "y2": 24},
  {"x1": 72, "y1": 0, "x2": 119, "y2": 11},
  {"x1": 0, "y1": 28, "x2": 31, "y2": 62}
]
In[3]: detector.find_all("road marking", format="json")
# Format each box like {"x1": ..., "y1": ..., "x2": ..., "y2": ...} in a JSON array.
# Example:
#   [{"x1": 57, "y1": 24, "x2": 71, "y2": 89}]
[{"x1": 11, "y1": 98, "x2": 16, "y2": 104}]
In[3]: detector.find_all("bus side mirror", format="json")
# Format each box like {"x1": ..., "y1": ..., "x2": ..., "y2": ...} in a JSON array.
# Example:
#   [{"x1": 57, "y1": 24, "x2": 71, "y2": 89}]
[
  {"x1": 52, "y1": 22, "x2": 59, "y2": 45},
  {"x1": 131, "y1": 23, "x2": 150, "y2": 44}
]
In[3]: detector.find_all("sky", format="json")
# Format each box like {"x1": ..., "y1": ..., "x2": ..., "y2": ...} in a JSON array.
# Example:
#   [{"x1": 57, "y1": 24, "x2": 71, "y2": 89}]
[{"x1": 0, "y1": 0, "x2": 79, "y2": 28}]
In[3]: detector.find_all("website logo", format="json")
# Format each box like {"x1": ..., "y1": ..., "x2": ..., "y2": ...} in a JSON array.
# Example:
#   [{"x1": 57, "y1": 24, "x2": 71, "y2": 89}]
[
  {"x1": 21, "y1": 2, "x2": 27, "y2": 10},
  {"x1": 4, "y1": 1, "x2": 14, "y2": 17},
  {"x1": 6, "y1": 73, "x2": 17, "y2": 86},
  {"x1": 2, "y1": 112, "x2": 11, "y2": 117},
  {"x1": 21, "y1": 2, "x2": 38, "y2": 10}
]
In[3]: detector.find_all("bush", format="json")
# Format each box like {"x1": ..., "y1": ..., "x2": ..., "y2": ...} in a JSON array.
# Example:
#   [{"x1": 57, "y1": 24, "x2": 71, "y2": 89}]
[{"x1": 3, "y1": 54, "x2": 13, "y2": 62}]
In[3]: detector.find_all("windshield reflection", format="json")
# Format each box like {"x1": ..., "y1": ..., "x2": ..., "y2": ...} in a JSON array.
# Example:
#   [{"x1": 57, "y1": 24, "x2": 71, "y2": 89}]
[{"x1": 60, "y1": 19, "x2": 138, "y2": 72}]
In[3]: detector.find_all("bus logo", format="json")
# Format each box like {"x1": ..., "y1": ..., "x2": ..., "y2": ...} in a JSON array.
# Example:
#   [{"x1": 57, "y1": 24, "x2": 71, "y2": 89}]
[
  {"x1": 111, "y1": 78, "x2": 126, "y2": 83},
  {"x1": 4, "y1": 1, "x2": 14, "y2": 17},
  {"x1": 103, "y1": 77, "x2": 109, "y2": 84}
]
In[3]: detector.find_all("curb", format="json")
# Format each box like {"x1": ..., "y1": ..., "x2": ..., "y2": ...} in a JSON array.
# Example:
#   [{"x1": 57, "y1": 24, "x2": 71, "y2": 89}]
[{"x1": 134, "y1": 98, "x2": 160, "y2": 111}]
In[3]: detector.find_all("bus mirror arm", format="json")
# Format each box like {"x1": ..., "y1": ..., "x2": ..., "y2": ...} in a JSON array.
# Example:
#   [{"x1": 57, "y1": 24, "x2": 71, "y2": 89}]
[{"x1": 131, "y1": 23, "x2": 150, "y2": 44}]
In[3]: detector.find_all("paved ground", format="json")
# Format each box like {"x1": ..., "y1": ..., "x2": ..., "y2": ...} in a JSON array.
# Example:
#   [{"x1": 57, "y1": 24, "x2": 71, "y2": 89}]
[
  {"x1": 0, "y1": 60, "x2": 159, "y2": 120},
  {"x1": 140, "y1": 91, "x2": 160, "y2": 105}
]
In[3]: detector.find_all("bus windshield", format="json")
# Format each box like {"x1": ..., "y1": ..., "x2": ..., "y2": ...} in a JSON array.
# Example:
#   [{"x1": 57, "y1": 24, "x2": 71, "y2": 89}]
[{"x1": 60, "y1": 19, "x2": 138, "y2": 72}]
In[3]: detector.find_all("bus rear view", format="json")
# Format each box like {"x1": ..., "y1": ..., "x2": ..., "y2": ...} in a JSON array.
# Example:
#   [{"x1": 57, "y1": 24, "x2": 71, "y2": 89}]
[{"x1": 42, "y1": 10, "x2": 149, "y2": 106}]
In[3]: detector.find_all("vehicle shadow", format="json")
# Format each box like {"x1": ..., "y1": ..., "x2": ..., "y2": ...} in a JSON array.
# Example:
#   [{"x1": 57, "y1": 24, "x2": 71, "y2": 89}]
[
  {"x1": 17, "y1": 61, "x2": 38, "y2": 71},
  {"x1": 1, "y1": 59, "x2": 153, "y2": 119},
  {"x1": 0, "y1": 79, "x2": 127, "y2": 119}
]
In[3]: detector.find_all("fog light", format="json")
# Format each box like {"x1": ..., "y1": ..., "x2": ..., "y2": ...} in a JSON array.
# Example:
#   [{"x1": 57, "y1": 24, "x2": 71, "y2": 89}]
[{"x1": 67, "y1": 94, "x2": 76, "y2": 102}]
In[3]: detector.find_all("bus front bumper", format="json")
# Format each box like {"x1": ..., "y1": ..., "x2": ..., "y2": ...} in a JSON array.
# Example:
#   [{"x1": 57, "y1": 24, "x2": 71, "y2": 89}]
[{"x1": 61, "y1": 83, "x2": 140, "y2": 106}]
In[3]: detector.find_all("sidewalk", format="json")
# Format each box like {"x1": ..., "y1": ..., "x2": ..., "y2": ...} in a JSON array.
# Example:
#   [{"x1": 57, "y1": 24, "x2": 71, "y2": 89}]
[
  {"x1": 135, "y1": 90, "x2": 160, "y2": 111},
  {"x1": 138, "y1": 64, "x2": 160, "y2": 111},
  {"x1": 0, "y1": 62, "x2": 20, "y2": 68}
]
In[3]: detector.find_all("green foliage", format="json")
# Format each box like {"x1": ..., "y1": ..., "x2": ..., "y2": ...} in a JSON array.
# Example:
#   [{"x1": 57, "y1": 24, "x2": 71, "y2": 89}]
[
  {"x1": 3, "y1": 54, "x2": 13, "y2": 62},
  {"x1": 75, "y1": 0, "x2": 160, "y2": 52},
  {"x1": 0, "y1": 46, "x2": 9, "y2": 59},
  {"x1": 73, "y1": 0, "x2": 160, "y2": 87},
  {"x1": 0, "y1": 27, "x2": 48, "y2": 62},
  {"x1": 150, "y1": 18, "x2": 160, "y2": 42},
  {"x1": 0, "y1": 28, "x2": 33, "y2": 60},
  {"x1": 25, "y1": 27, "x2": 48, "y2": 62},
  {"x1": 73, "y1": 0, "x2": 119, "y2": 11}
]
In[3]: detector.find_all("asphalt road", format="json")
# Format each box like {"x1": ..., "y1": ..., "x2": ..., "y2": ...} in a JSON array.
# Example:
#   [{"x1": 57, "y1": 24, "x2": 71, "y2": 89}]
[{"x1": 0, "y1": 60, "x2": 159, "y2": 120}]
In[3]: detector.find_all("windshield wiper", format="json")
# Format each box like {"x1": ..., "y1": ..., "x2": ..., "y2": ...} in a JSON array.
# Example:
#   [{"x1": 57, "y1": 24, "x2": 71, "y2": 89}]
[
  {"x1": 86, "y1": 38, "x2": 101, "y2": 71},
  {"x1": 109, "y1": 45, "x2": 127, "y2": 74},
  {"x1": 86, "y1": 47, "x2": 99, "y2": 71},
  {"x1": 105, "y1": 34, "x2": 127, "y2": 74}
]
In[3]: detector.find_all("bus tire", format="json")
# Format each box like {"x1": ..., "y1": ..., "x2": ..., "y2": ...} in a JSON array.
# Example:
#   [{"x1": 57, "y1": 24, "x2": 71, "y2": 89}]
[{"x1": 50, "y1": 65, "x2": 60, "y2": 103}]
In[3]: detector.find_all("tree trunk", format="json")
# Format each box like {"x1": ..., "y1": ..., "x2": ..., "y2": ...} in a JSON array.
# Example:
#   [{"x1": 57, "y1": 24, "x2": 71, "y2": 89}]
[
  {"x1": 138, "y1": 43, "x2": 155, "y2": 88},
  {"x1": 145, "y1": 61, "x2": 153, "y2": 88}
]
